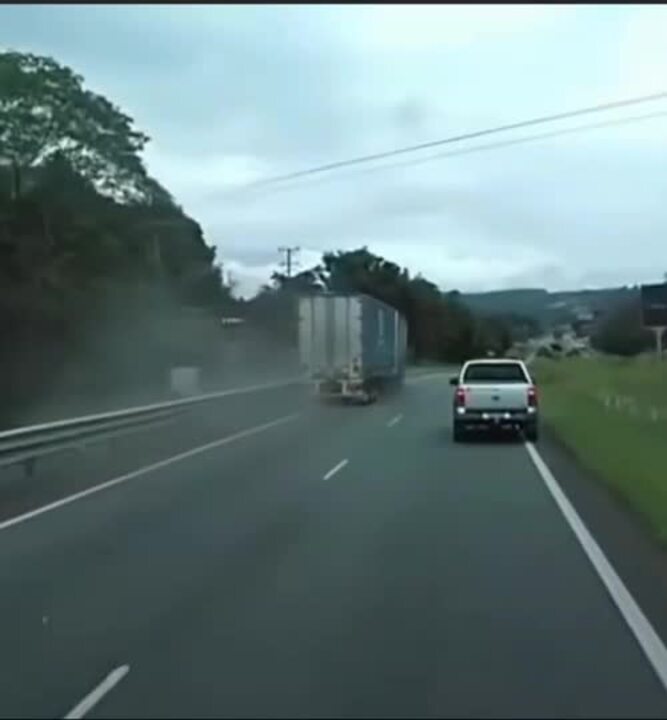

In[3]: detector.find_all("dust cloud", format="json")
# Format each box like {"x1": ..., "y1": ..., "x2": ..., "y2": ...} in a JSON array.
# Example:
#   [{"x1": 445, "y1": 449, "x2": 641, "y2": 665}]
[{"x1": 1, "y1": 283, "x2": 301, "y2": 431}]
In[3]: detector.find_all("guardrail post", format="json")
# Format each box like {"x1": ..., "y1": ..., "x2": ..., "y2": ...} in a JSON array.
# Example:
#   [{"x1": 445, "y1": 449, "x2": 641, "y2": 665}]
[{"x1": 24, "y1": 458, "x2": 35, "y2": 478}]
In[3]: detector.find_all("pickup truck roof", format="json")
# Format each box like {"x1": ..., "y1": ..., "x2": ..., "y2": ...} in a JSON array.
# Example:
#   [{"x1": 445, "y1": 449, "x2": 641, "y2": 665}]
[{"x1": 463, "y1": 358, "x2": 528, "y2": 365}]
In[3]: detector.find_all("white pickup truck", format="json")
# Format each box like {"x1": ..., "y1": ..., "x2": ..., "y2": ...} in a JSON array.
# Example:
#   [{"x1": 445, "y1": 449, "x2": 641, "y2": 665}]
[{"x1": 449, "y1": 359, "x2": 539, "y2": 442}]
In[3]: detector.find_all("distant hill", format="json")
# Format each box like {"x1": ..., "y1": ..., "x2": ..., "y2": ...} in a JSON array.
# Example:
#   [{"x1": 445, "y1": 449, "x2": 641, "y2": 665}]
[
  {"x1": 461, "y1": 288, "x2": 549, "y2": 316},
  {"x1": 460, "y1": 286, "x2": 637, "y2": 330}
]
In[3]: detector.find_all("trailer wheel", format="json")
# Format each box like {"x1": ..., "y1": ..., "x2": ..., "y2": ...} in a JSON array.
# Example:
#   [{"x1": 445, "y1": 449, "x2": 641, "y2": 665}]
[
  {"x1": 358, "y1": 388, "x2": 375, "y2": 405},
  {"x1": 362, "y1": 383, "x2": 379, "y2": 405}
]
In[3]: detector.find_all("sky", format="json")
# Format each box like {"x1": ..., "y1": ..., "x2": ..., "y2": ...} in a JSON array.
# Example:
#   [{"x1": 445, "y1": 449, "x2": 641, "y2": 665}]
[{"x1": 2, "y1": 4, "x2": 667, "y2": 298}]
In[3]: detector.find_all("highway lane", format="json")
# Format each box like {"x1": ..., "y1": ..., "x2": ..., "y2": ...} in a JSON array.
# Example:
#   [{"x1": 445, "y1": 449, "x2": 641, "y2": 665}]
[
  {"x1": 0, "y1": 380, "x2": 406, "y2": 719},
  {"x1": 0, "y1": 381, "x2": 309, "y2": 523},
  {"x1": 0, "y1": 374, "x2": 666, "y2": 718},
  {"x1": 0, "y1": 369, "x2": 440, "y2": 523}
]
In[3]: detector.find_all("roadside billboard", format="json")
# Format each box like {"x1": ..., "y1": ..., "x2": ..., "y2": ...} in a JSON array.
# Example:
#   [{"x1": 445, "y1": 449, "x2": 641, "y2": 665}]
[{"x1": 640, "y1": 283, "x2": 667, "y2": 327}]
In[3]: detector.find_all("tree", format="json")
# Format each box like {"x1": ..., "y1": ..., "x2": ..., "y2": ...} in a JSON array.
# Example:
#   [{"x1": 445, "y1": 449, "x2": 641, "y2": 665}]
[
  {"x1": 310, "y1": 247, "x2": 483, "y2": 363},
  {"x1": 592, "y1": 296, "x2": 652, "y2": 356},
  {"x1": 0, "y1": 51, "x2": 149, "y2": 200},
  {"x1": 271, "y1": 268, "x2": 323, "y2": 294},
  {"x1": 0, "y1": 50, "x2": 236, "y2": 428},
  {"x1": 319, "y1": 247, "x2": 407, "y2": 308}
]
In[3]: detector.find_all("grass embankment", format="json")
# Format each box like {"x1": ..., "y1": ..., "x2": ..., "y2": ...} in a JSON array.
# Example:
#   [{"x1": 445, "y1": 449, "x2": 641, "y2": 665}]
[{"x1": 532, "y1": 356, "x2": 667, "y2": 544}]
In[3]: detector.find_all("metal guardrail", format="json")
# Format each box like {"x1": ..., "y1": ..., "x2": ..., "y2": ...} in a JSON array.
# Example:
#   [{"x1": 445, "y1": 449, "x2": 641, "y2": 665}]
[
  {"x1": 0, "y1": 378, "x2": 301, "y2": 474},
  {"x1": 0, "y1": 367, "x2": 466, "y2": 474}
]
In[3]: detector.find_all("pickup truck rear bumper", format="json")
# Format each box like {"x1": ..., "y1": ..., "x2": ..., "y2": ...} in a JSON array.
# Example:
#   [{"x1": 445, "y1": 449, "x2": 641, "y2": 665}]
[{"x1": 454, "y1": 408, "x2": 537, "y2": 429}]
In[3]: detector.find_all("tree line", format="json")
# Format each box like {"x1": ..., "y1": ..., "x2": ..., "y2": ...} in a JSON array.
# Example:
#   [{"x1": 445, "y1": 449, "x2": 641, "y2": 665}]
[
  {"x1": 0, "y1": 50, "x2": 234, "y2": 426},
  {"x1": 240, "y1": 247, "x2": 522, "y2": 364},
  {"x1": 590, "y1": 291, "x2": 654, "y2": 356}
]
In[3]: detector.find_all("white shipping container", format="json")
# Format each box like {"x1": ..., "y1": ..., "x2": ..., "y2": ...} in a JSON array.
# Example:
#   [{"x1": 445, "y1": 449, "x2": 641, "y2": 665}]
[
  {"x1": 299, "y1": 295, "x2": 363, "y2": 379},
  {"x1": 298, "y1": 293, "x2": 407, "y2": 401}
]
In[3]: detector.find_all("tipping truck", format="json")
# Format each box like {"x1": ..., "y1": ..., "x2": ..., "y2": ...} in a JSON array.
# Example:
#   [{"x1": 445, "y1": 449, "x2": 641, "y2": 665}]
[{"x1": 298, "y1": 293, "x2": 408, "y2": 404}]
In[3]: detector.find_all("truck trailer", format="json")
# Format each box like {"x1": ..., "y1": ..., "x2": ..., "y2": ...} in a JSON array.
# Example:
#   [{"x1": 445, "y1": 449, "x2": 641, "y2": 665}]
[{"x1": 298, "y1": 293, "x2": 408, "y2": 403}]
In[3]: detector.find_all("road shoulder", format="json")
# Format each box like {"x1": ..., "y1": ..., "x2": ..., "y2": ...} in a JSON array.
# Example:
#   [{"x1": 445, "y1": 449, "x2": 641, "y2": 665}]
[{"x1": 537, "y1": 427, "x2": 667, "y2": 663}]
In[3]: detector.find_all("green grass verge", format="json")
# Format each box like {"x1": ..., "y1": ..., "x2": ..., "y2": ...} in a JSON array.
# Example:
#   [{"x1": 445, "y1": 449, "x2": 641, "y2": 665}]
[{"x1": 532, "y1": 357, "x2": 667, "y2": 544}]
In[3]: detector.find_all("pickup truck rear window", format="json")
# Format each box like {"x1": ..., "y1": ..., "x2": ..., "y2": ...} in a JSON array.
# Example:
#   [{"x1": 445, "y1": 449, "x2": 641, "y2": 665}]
[{"x1": 463, "y1": 362, "x2": 529, "y2": 383}]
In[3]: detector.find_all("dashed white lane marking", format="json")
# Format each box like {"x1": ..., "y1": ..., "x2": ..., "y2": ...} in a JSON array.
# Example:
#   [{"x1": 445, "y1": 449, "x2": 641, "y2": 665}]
[
  {"x1": 387, "y1": 414, "x2": 403, "y2": 428},
  {"x1": 64, "y1": 665, "x2": 130, "y2": 719},
  {"x1": 0, "y1": 414, "x2": 300, "y2": 533},
  {"x1": 323, "y1": 459, "x2": 349, "y2": 481},
  {"x1": 525, "y1": 441, "x2": 667, "y2": 693}
]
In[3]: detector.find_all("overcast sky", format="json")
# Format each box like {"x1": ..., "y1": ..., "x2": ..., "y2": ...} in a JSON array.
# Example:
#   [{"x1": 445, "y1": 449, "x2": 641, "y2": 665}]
[{"x1": 2, "y1": 4, "x2": 667, "y2": 297}]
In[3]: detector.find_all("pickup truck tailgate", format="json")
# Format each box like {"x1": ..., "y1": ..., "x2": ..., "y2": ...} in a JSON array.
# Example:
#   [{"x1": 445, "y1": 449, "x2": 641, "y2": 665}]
[{"x1": 463, "y1": 383, "x2": 528, "y2": 410}]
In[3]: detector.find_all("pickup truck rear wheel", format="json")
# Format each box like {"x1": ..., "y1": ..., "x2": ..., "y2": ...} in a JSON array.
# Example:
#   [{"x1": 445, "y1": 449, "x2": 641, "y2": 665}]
[
  {"x1": 525, "y1": 423, "x2": 539, "y2": 442},
  {"x1": 453, "y1": 422, "x2": 465, "y2": 443}
]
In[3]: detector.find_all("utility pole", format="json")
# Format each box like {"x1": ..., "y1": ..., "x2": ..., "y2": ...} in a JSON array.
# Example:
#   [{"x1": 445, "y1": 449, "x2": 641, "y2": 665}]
[{"x1": 278, "y1": 246, "x2": 300, "y2": 278}]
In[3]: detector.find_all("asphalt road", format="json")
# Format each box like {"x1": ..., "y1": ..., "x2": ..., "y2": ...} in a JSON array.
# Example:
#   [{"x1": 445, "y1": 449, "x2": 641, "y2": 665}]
[{"x1": 1, "y1": 372, "x2": 667, "y2": 718}]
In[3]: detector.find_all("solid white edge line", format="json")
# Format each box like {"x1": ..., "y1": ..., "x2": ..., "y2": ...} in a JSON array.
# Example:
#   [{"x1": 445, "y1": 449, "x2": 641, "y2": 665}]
[
  {"x1": 387, "y1": 414, "x2": 403, "y2": 428},
  {"x1": 323, "y1": 459, "x2": 349, "y2": 481},
  {"x1": 64, "y1": 664, "x2": 130, "y2": 719},
  {"x1": 0, "y1": 413, "x2": 300, "y2": 533},
  {"x1": 525, "y1": 441, "x2": 667, "y2": 693}
]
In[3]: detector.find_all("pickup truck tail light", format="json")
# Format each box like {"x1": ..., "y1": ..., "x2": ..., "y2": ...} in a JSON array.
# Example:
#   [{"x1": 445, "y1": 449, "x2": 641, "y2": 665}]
[
  {"x1": 455, "y1": 386, "x2": 466, "y2": 407},
  {"x1": 527, "y1": 385, "x2": 538, "y2": 407}
]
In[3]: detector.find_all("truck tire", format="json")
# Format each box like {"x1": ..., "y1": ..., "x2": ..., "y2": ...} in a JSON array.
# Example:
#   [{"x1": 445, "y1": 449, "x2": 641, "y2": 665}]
[
  {"x1": 525, "y1": 423, "x2": 539, "y2": 442},
  {"x1": 453, "y1": 422, "x2": 465, "y2": 443},
  {"x1": 361, "y1": 382, "x2": 379, "y2": 405},
  {"x1": 356, "y1": 389, "x2": 372, "y2": 405}
]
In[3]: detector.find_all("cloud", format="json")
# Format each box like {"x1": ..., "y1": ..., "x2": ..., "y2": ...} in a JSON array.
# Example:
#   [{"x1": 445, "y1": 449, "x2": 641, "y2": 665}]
[
  {"x1": 348, "y1": 4, "x2": 574, "y2": 51},
  {"x1": 145, "y1": 150, "x2": 273, "y2": 197},
  {"x1": 618, "y1": 6, "x2": 667, "y2": 97},
  {"x1": 2, "y1": 5, "x2": 667, "y2": 299}
]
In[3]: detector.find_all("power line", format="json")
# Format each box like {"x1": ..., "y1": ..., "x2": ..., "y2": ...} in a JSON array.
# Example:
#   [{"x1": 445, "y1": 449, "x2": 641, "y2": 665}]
[
  {"x1": 235, "y1": 108, "x2": 667, "y2": 199},
  {"x1": 242, "y1": 90, "x2": 667, "y2": 190},
  {"x1": 334, "y1": 108, "x2": 667, "y2": 181}
]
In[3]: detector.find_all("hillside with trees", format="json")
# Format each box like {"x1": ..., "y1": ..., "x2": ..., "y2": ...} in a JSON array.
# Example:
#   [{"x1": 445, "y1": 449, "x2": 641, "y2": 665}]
[
  {"x1": 461, "y1": 285, "x2": 636, "y2": 332},
  {"x1": 0, "y1": 50, "x2": 234, "y2": 427}
]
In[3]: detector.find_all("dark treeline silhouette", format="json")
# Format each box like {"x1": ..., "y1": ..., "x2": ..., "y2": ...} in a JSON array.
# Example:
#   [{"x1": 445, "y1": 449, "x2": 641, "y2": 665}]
[
  {"x1": 0, "y1": 51, "x2": 234, "y2": 426},
  {"x1": 240, "y1": 248, "x2": 518, "y2": 364},
  {"x1": 591, "y1": 292, "x2": 653, "y2": 356}
]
